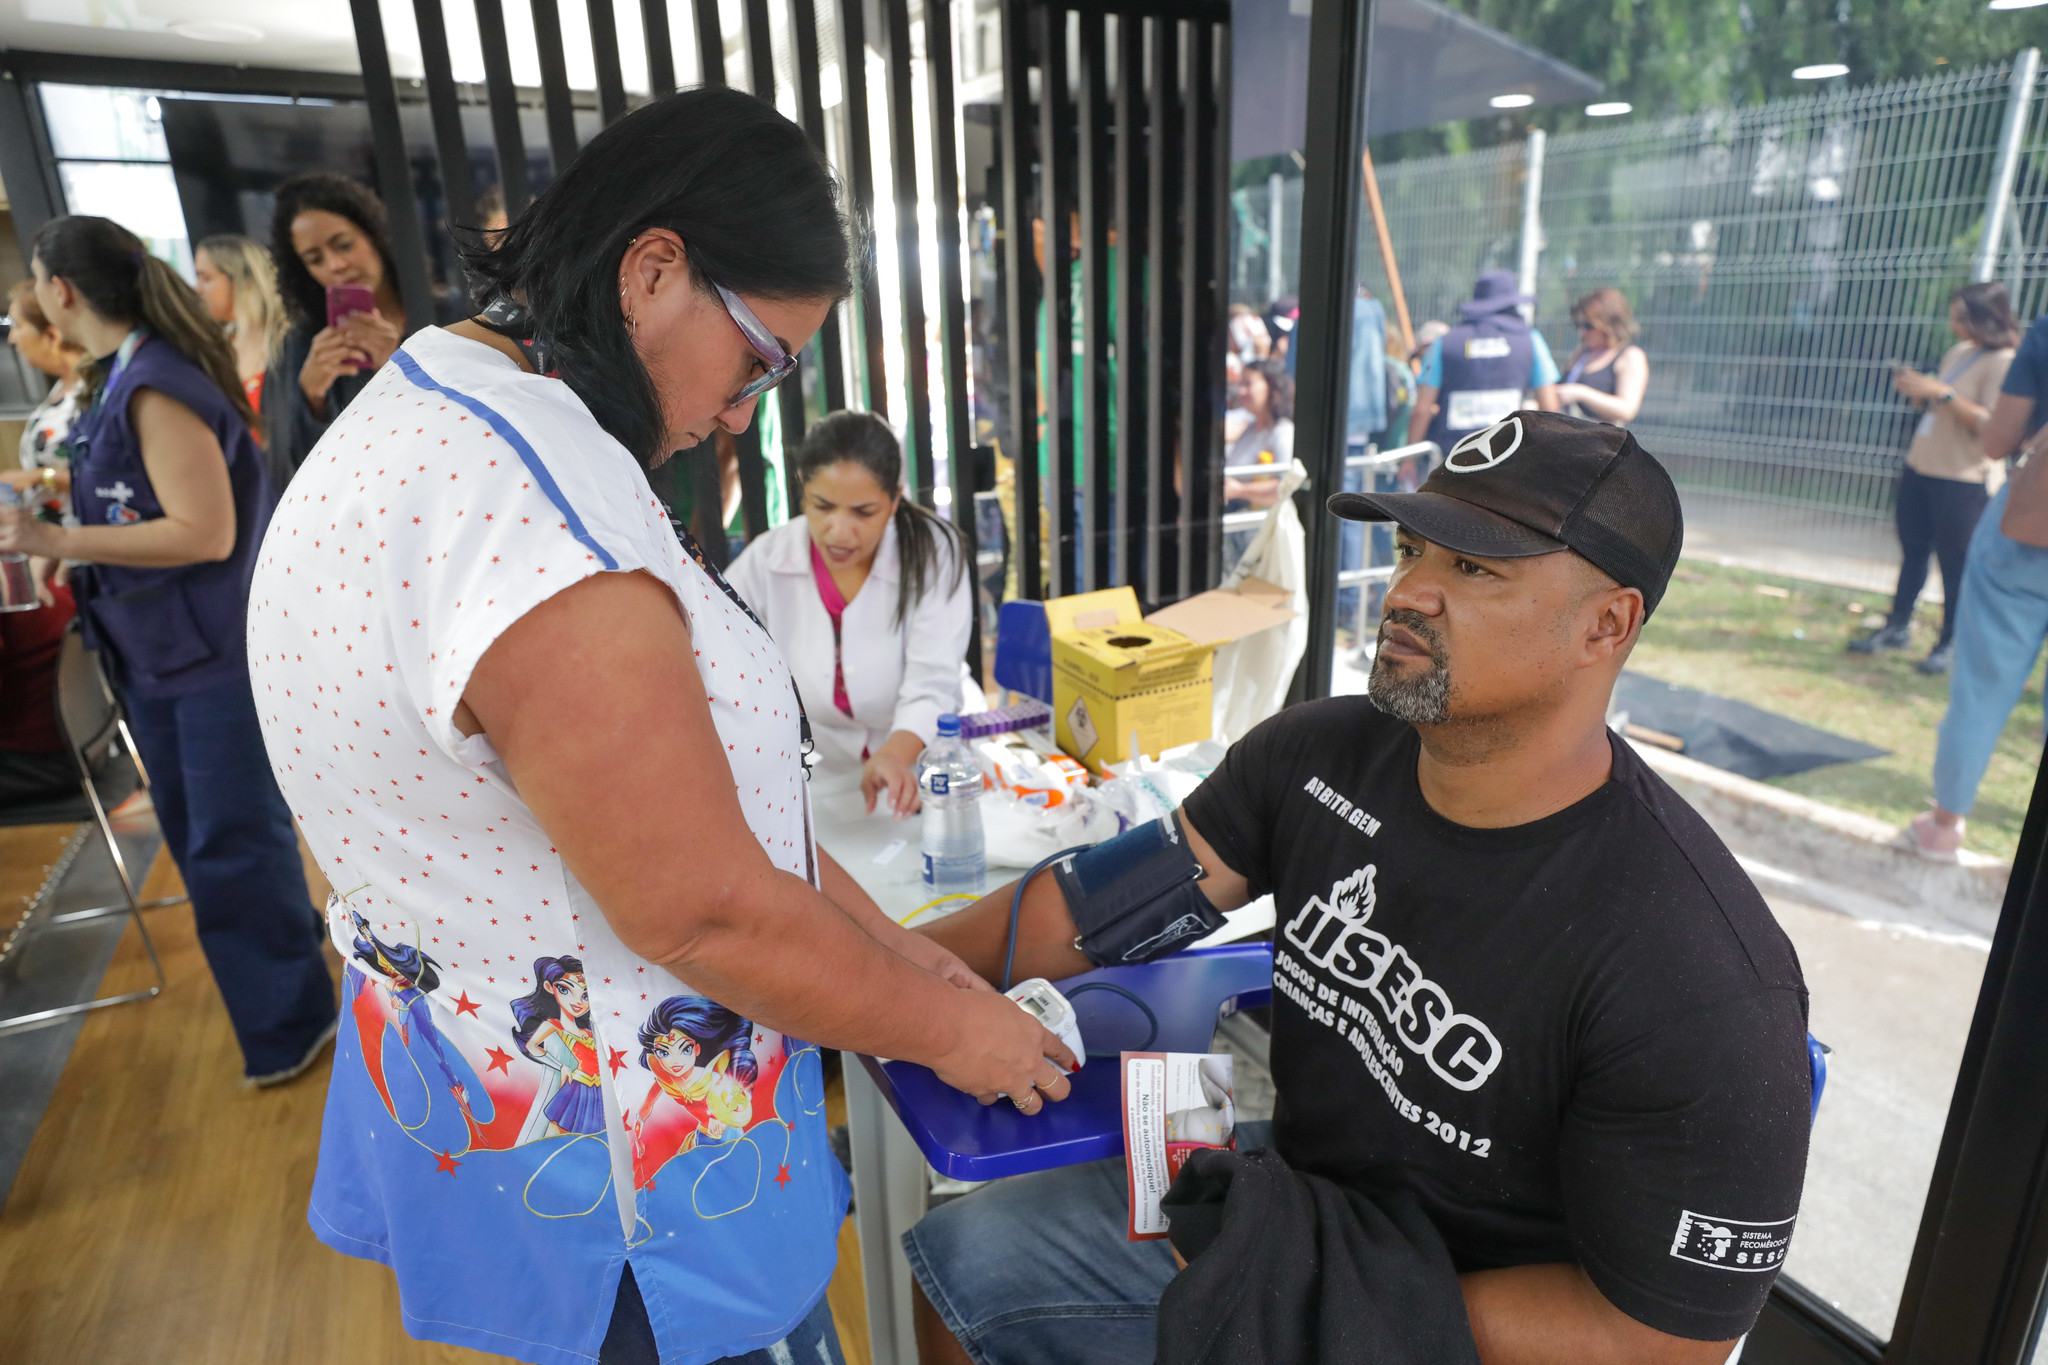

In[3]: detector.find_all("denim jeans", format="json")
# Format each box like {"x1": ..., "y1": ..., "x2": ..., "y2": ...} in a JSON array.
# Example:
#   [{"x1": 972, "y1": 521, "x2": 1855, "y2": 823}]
[
  {"x1": 902, "y1": 1122, "x2": 1275, "y2": 1365},
  {"x1": 1891, "y1": 466, "x2": 1991, "y2": 649},
  {"x1": 1933, "y1": 484, "x2": 2048, "y2": 815},
  {"x1": 121, "y1": 673, "x2": 337, "y2": 1076},
  {"x1": 600, "y1": 1265, "x2": 844, "y2": 1365}
]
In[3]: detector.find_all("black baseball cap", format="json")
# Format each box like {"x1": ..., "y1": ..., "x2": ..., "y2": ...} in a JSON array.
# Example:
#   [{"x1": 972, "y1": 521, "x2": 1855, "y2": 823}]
[{"x1": 1328, "y1": 411, "x2": 1684, "y2": 615}]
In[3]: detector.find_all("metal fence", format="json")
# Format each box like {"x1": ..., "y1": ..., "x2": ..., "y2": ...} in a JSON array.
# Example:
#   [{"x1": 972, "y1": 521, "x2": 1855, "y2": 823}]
[{"x1": 1334, "y1": 57, "x2": 2043, "y2": 594}]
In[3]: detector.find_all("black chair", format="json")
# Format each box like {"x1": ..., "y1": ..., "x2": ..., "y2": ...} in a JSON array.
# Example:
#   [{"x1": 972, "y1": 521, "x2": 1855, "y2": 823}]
[{"x1": 0, "y1": 622, "x2": 174, "y2": 1032}]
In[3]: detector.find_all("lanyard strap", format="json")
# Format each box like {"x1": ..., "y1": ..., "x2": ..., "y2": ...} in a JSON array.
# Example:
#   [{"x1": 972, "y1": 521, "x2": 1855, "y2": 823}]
[
  {"x1": 84, "y1": 328, "x2": 148, "y2": 424},
  {"x1": 668, "y1": 514, "x2": 817, "y2": 777},
  {"x1": 1940, "y1": 348, "x2": 1985, "y2": 385}
]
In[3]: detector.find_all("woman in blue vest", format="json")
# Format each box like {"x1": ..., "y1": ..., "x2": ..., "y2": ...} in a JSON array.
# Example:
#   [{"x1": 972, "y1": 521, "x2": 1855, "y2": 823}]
[{"x1": 0, "y1": 216, "x2": 336, "y2": 1085}]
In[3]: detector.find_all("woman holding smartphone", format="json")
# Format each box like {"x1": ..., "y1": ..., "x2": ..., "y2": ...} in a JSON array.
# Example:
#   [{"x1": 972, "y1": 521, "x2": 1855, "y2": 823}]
[
  {"x1": 247, "y1": 88, "x2": 1070, "y2": 1365},
  {"x1": 260, "y1": 173, "x2": 410, "y2": 486},
  {"x1": 0, "y1": 216, "x2": 336, "y2": 1085},
  {"x1": 1853, "y1": 283, "x2": 2020, "y2": 673}
]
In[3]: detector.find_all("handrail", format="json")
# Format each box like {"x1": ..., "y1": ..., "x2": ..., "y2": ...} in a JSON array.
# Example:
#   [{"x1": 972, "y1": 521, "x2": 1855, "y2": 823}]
[
  {"x1": 1223, "y1": 440, "x2": 1438, "y2": 483},
  {"x1": 1347, "y1": 439, "x2": 1439, "y2": 470}
]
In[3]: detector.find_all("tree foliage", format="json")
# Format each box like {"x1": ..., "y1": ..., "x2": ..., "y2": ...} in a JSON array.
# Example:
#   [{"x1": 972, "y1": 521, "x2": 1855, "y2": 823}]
[{"x1": 1379, "y1": 0, "x2": 2048, "y2": 156}]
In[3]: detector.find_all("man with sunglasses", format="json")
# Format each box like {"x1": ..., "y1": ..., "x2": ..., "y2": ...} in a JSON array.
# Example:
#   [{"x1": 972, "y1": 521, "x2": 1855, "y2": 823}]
[{"x1": 1408, "y1": 269, "x2": 1563, "y2": 452}]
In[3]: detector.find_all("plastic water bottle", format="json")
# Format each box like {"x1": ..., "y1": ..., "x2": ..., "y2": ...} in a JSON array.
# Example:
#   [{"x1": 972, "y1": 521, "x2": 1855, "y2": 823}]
[
  {"x1": 920, "y1": 714, "x2": 986, "y2": 895},
  {"x1": 0, "y1": 484, "x2": 38, "y2": 614}
]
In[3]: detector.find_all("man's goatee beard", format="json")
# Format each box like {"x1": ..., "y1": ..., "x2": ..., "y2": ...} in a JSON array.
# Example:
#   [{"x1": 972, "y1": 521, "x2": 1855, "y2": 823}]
[{"x1": 1367, "y1": 610, "x2": 1452, "y2": 725}]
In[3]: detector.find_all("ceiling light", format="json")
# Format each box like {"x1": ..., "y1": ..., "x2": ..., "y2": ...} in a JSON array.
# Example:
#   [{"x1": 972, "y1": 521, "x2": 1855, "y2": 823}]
[
  {"x1": 1489, "y1": 93, "x2": 1535, "y2": 109},
  {"x1": 1792, "y1": 63, "x2": 1849, "y2": 79},
  {"x1": 170, "y1": 20, "x2": 264, "y2": 43},
  {"x1": 1990, "y1": 0, "x2": 2048, "y2": 10},
  {"x1": 1586, "y1": 102, "x2": 1633, "y2": 117}
]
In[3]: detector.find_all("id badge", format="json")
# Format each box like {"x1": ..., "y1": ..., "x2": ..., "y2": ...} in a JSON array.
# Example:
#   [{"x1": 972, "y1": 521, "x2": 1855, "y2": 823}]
[{"x1": 1447, "y1": 388, "x2": 1521, "y2": 432}]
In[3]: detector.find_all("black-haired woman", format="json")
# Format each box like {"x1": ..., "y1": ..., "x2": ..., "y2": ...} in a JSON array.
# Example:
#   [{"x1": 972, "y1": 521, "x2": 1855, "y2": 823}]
[
  {"x1": 1854, "y1": 282, "x2": 2021, "y2": 673},
  {"x1": 245, "y1": 86, "x2": 1070, "y2": 1365},
  {"x1": 0, "y1": 217, "x2": 335, "y2": 1085},
  {"x1": 260, "y1": 172, "x2": 412, "y2": 485},
  {"x1": 727, "y1": 411, "x2": 971, "y2": 818}
]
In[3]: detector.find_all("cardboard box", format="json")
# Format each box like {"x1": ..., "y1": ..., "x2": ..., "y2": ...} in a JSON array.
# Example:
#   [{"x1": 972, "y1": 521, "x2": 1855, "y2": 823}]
[
  {"x1": 1048, "y1": 581, "x2": 1297, "y2": 773},
  {"x1": 1147, "y1": 575, "x2": 1298, "y2": 645}
]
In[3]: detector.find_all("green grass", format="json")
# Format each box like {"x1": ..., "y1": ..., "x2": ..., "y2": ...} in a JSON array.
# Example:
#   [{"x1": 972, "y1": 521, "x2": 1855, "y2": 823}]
[{"x1": 1631, "y1": 560, "x2": 2046, "y2": 865}]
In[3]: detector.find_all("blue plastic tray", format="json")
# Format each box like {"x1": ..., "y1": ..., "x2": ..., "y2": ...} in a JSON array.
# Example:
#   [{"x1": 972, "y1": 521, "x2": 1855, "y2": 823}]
[{"x1": 859, "y1": 942, "x2": 1275, "y2": 1181}]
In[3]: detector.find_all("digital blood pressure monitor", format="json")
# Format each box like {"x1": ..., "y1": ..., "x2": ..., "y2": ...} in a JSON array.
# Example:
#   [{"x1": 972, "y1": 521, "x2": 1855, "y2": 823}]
[{"x1": 1006, "y1": 977, "x2": 1086, "y2": 1069}]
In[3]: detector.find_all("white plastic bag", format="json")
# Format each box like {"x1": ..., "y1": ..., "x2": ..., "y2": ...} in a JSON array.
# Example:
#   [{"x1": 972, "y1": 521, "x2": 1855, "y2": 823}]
[{"x1": 1212, "y1": 461, "x2": 1310, "y2": 743}]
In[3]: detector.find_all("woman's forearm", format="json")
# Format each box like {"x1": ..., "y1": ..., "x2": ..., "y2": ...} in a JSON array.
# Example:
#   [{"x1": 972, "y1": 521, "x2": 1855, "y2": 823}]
[
  {"x1": 820, "y1": 843, "x2": 949, "y2": 961},
  {"x1": 646, "y1": 864, "x2": 982, "y2": 1065},
  {"x1": 1951, "y1": 396, "x2": 1989, "y2": 436},
  {"x1": 876, "y1": 729, "x2": 925, "y2": 769},
  {"x1": 1566, "y1": 386, "x2": 1637, "y2": 424},
  {"x1": 49, "y1": 517, "x2": 233, "y2": 568}
]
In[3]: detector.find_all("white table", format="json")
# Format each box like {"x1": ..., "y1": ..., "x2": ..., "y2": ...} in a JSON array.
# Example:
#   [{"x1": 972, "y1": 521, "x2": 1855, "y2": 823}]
[
  {"x1": 811, "y1": 778, "x2": 1002, "y2": 1365},
  {"x1": 811, "y1": 776, "x2": 1275, "y2": 1365}
]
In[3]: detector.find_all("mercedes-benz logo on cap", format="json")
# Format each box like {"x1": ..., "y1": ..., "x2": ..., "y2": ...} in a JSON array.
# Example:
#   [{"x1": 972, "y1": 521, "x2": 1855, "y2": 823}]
[{"x1": 1444, "y1": 416, "x2": 1524, "y2": 474}]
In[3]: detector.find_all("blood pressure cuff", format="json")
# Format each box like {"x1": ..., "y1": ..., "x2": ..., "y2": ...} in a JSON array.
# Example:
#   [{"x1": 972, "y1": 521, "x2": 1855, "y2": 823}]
[{"x1": 1054, "y1": 813, "x2": 1225, "y2": 966}]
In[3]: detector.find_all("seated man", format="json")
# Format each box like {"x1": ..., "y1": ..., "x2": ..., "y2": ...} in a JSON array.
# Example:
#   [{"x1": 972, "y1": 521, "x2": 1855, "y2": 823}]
[{"x1": 908, "y1": 412, "x2": 1811, "y2": 1365}]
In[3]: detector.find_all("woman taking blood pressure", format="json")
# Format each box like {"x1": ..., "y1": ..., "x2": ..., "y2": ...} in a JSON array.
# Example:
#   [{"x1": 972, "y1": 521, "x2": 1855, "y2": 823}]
[{"x1": 247, "y1": 87, "x2": 1071, "y2": 1365}]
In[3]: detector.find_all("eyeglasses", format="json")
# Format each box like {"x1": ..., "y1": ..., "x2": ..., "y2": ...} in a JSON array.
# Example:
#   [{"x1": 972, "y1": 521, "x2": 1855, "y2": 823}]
[{"x1": 713, "y1": 282, "x2": 798, "y2": 408}]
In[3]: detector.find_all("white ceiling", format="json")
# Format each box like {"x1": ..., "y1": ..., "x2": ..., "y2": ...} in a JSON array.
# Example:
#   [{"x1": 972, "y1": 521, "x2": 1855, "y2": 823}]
[{"x1": 0, "y1": 0, "x2": 711, "y2": 89}]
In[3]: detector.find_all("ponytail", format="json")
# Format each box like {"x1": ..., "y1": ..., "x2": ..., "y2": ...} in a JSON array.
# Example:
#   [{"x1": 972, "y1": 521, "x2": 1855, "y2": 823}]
[
  {"x1": 796, "y1": 410, "x2": 965, "y2": 628},
  {"x1": 31, "y1": 216, "x2": 255, "y2": 430}
]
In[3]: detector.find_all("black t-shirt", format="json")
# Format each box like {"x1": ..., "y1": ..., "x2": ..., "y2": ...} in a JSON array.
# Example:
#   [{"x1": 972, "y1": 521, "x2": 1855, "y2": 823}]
[{"x1": 1181, "y1": 698, "x2": 1811, "y2": 1343}]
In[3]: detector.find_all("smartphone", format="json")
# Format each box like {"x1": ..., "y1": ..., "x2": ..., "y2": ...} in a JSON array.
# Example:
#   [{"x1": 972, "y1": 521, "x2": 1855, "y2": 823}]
[{"x1": 326, "y1": 283, "x2": 377, "y2": 331}]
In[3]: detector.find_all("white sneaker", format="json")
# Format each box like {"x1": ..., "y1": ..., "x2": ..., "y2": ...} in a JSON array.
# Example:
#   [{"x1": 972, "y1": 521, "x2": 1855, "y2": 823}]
[{"x1": 246, "y1": 1018, "x2": 338, "y2": 1088}]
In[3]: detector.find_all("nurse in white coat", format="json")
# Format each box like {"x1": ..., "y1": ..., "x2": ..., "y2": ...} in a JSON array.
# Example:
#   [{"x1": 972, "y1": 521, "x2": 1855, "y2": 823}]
[{"x1": 727, "y1": 410, "x2": 971, "y2": 816}]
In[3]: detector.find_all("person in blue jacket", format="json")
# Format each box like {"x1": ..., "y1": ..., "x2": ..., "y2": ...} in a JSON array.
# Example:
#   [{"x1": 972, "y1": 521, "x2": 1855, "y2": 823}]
[
  {"x1": 0, "y1": 216, "x2": 336, "y2": 1085},
  {"x1": 1408, "y1": 269, "x2": 1562, "y2": 450}
]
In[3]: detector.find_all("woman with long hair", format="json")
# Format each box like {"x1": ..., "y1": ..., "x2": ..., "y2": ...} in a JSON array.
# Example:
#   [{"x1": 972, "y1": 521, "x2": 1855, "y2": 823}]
[
  {"x1": 193, "y1": 233, "x2": 288, "y2": 419},
  {"x1": 260, "y1": 172, "x2": 410, "y2": 484},
  {"x1": 1853, "y1": 281, "x2": 2022, "y2": 673},
  {"x1": 246, "y1": 86, "x2": 1070, "y2": 1365},
  {"x1": 0, "y1": 217, "x2": 335, "y2": 1085},
  {"x1": 725, "y1": 411, "x2": 971, "y2": 816},
  {"x1": 1554, "y1": 287, "x2": 1649, "y2": 425},
  {"x1": 5, "y1": 279, "x2": 86, "y2": 506},
  {"x1": 1222, "y1": 357, "x2": 1296, "y2": 512}
]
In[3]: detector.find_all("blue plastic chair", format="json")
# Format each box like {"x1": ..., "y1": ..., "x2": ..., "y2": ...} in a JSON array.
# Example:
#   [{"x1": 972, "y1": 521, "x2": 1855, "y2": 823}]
[{"x1": 992, "y1": 600, "x2": 1053, "y2": 704}]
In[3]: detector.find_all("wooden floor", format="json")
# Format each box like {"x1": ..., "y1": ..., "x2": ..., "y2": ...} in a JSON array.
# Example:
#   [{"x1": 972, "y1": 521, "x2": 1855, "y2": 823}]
[
  {"x1": 0, "y1": 838, "x2": 873, "y2": 1365},
  {"x1": 0, "y1": 823, "x2": 84, "y2": 939}
]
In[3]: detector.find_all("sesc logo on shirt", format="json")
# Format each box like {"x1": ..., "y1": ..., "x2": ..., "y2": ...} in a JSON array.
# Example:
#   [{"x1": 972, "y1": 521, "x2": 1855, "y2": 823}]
[{"x1": 1669, "y1": 1209, "x2": 1795, "y2": 1272}]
